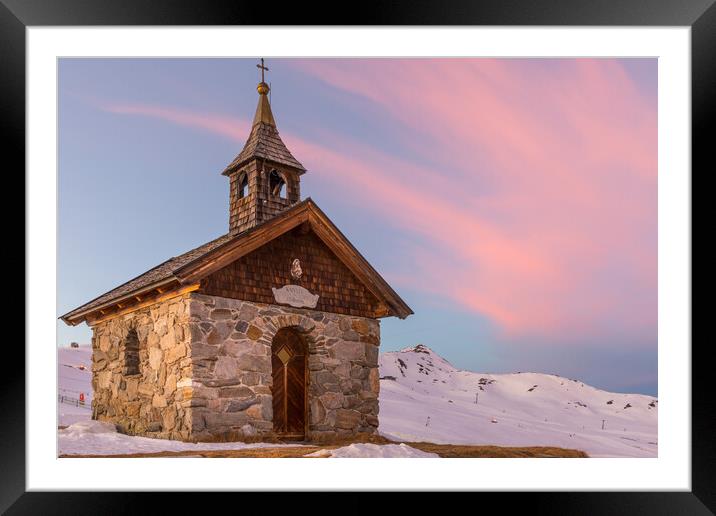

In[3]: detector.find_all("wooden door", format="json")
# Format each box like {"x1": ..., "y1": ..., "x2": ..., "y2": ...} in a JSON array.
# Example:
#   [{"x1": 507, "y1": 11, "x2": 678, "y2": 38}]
[{"x1": 271, "y1": 328, "x2": 307, "y2": 439}]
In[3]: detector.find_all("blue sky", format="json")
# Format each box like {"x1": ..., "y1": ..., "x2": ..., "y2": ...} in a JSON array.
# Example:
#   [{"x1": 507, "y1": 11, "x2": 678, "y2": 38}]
[{"x1": 58, "y1": 58, "x2": 657, "y2": 395}]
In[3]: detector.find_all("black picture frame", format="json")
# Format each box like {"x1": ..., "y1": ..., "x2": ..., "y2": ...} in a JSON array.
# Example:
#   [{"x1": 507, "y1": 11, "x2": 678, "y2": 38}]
[{"x1": 4, "y1": 0, "x2": 708, "y2": 513}]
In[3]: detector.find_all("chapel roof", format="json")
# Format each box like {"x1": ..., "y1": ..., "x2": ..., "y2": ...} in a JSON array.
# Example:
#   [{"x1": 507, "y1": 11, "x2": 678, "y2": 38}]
[
  {"x1": 60, "y1": 199, "x2": 413, "y2": 325},
  {"x1": 60, "y1": 233, "x2": 233, "y2": 323},
  {"x1": 221, "y1": 82, "x2": 305, "y2": 175}
]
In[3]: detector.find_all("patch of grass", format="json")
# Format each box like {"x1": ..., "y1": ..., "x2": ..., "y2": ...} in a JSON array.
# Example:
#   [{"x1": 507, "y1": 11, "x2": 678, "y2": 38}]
[
  {"x1": 60, "y1": 446, "x2": 325, "y2": 459},
  {"x1": 406, "y1": 443, "x2": 589, "y2": 458},
  {"x1": 60, "y1": 440, "x2": 588, "y2": 458}
]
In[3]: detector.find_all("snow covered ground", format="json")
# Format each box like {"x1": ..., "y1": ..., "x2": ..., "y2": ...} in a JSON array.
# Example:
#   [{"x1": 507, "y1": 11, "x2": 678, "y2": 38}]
[
  {"x1": 378, "y1": 345, "x2": 658, "y2": 458},
  {"x1": 59, "y1": 420, "x2": 306, "y2": 456},
  {"x1": 57, "y1": 345, "x2": 93, "y2": 426},
  {"x1": 57, "y1": 343, "x2": 657, "y2": 457}
]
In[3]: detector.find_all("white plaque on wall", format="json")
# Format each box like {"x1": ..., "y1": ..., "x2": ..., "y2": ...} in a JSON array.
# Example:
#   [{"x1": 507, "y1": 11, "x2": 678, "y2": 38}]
[{"x1": 272, "y1": 285, "x2": 319, "y2": 308}]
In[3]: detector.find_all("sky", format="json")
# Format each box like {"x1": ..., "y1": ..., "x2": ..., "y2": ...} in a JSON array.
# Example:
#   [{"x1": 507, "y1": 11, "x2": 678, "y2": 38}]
[{"x1": 57, "y1": 58, "x2": 657, "y2": 395}]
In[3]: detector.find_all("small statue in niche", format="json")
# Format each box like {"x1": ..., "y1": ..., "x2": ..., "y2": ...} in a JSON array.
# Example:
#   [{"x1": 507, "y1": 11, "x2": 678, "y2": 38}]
[{"x1": 290, "y1": 258, "x2": 302, "y2": 280}]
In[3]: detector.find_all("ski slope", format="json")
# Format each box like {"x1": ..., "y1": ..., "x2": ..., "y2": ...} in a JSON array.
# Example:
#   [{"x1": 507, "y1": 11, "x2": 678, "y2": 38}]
[
  {"x1": 57, "y1": 345, "x2": 93, "y2": 426},
  {"x1": 378, "y1": 345, "x2": 658, "y2": 457}
]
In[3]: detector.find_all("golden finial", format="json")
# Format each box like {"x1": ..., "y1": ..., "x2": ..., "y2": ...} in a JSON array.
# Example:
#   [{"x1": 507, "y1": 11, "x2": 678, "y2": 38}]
[
  {"x1": 252, "y1": 58, "x2": 276, "y2": 126},
  {"x1": 256, "y1": 58, "x2": 270, "y2": 95}
]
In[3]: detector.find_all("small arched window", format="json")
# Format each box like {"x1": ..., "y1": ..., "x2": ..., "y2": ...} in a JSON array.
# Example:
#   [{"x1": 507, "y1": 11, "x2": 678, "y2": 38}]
[
  {"x1": 238, "y1": 173, "x2": 249, "y2": 199},
  {"x1": 123, "y1": 329, "x2": 140, "y2": 376},
  {"x1": 269, "y1": 170, "x2": 287, "y2": 199}
]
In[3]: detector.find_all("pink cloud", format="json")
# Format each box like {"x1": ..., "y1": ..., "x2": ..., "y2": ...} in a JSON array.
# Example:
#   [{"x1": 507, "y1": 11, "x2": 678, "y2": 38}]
[
  {"x1": 102, "y1": 102, "x2": 251, "y2": 142},
  {"x1": 295, "y1": 59, "x2": 656, "y2": 341},
  {"x1": 98, "y1": 58, "x2": 656, "y2": 344}
]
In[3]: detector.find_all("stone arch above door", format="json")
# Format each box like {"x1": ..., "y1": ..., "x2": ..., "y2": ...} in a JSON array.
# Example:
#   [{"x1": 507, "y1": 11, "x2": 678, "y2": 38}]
[{"x1": 254, "y1": 312, "x2": 325, "y2": 356}]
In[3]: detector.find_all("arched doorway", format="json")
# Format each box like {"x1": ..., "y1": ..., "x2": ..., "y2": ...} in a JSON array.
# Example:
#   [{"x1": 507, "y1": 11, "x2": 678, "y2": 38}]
[{"x1": 271, "y1": 328, "x2": 307, "y2": 440}]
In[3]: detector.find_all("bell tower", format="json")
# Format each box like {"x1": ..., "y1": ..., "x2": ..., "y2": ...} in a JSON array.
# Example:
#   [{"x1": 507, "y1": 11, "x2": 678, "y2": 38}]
[{"x1": 222, "y1": 59, "x2": 306, "y2": 236}]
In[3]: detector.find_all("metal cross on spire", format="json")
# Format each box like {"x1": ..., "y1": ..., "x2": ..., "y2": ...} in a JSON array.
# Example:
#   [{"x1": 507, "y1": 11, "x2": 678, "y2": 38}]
[{"x1": 256, "y1": 58, "x2": 269, "y2": 83}]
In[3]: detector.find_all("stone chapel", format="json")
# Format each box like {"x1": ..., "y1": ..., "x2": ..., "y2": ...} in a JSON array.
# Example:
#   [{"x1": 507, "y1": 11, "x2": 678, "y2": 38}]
[{"x1": 61, "y1": 62, "x2": 413, "y2": 442}]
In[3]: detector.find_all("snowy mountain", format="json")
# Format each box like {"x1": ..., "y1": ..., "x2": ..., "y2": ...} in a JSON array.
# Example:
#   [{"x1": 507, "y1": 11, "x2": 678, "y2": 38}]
[{"x1": 378, "y1": 344, "x2": 658, "y2": 457}]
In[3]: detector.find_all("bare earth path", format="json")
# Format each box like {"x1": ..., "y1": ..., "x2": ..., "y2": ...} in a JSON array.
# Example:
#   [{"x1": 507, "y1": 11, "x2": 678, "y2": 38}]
[{"x1": 61, "y1": 441, "x2": 588, "y2": 458}]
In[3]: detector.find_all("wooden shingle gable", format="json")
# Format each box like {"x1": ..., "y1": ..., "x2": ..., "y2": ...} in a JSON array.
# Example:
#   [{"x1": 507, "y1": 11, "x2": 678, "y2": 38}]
[{"x1": 176, "y1": 199, "x2": 413, "y2": 319}]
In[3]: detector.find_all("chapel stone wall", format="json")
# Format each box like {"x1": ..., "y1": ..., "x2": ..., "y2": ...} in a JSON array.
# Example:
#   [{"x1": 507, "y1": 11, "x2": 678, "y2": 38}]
[
  {"x1": 89, "y1": 295, "x2": 194, "y2": 440},
  {"x1": 187, "y1": 293, "x2": 381, "y2": 442}
]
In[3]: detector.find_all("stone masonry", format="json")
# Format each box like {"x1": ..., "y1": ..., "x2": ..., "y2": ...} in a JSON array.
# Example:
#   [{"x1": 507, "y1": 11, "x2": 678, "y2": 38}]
[
  {"x1": 90, "y1": 292, "x2": 381, "y2": 442},
  {"x1": 90, "y1": 295, "x2": 193, "y2": 440},
  {"x1": 187, "y1": 293, "x2": 380, "y2": 442}
]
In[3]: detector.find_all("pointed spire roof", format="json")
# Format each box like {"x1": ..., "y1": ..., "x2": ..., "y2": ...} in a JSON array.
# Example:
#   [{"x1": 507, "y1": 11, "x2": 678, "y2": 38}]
[
  {"x1": 252, "y1": 81, "x2": 276, "y2": 126},
  {"x1": 222, "y1": 80, "x2": 305, "y2": 176}
]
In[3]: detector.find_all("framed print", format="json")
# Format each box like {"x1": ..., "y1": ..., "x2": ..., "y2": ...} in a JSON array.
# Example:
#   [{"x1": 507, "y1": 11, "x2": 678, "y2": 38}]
[{"x1": 5, "y1": 0, "x2": 710, "y2": 512}]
